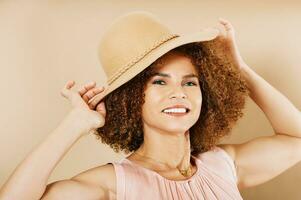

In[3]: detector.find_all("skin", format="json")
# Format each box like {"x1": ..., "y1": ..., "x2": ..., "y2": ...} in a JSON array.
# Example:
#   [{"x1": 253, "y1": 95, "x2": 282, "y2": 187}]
[{"x1": 127, "y1": 52, "x2": 202, "y2": 176}]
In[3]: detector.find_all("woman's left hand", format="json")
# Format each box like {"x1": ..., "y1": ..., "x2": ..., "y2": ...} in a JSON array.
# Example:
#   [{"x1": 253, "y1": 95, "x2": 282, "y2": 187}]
[{"x1": 210, "y1": 18, "x2": 249, "y2": 71}]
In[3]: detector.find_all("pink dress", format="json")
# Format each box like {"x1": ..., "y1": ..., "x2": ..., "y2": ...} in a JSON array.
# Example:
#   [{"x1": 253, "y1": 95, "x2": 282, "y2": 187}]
[{"x1": 111, "y1": 146, "x2": 243, "y2": 200}]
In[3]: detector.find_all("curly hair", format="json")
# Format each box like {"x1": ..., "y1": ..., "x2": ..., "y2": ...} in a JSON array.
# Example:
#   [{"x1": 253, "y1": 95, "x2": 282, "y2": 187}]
[{"x1": 94, "y1": 40, "x2": 250, "y2": 156}]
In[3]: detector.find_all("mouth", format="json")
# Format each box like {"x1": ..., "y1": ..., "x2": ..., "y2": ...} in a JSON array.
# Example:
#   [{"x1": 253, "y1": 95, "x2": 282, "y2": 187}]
[{"x1": 161, "y1": 108, "x2": 190, "y2": 117}]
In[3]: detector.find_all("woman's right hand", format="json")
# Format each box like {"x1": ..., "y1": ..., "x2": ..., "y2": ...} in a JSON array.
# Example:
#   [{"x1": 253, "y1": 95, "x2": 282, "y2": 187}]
[{"x1": 60, "y1": 80, "x2": 107, "y2": 136}]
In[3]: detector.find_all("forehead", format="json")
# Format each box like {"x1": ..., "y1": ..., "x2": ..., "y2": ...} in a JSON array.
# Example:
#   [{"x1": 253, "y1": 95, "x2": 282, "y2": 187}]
[{"x1": 152, "y1": 52, "x2": 198, "y2": 74}]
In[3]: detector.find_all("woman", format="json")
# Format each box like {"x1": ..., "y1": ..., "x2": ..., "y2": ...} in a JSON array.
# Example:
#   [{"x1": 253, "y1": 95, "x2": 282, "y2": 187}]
[{"x1": 1, "y1": 11, "x2": 301, "y2": 200}]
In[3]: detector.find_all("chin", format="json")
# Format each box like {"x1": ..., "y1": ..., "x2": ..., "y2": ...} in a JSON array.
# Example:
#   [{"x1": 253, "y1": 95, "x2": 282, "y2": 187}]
[
  {"x1": 159, "y1": 123, "x2": 192, "y2": 133},
  {"x1": 160, "y1": 116, "x2": 198, "y2": 127}
]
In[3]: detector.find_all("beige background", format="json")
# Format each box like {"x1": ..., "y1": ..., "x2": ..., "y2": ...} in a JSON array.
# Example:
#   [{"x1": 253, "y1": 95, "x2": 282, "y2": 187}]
[{"x1": 1, "y1": 0, "x2": 301, "y2": 199}]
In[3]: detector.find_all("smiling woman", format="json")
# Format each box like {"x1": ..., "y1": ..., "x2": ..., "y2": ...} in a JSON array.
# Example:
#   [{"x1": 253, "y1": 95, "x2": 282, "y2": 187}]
[
  {"x1": 90, "y1": 39, "x2": 250, "y2": 199},
  {"x1": 96, "y1": 41, "x2": 250, "y2": 156}
]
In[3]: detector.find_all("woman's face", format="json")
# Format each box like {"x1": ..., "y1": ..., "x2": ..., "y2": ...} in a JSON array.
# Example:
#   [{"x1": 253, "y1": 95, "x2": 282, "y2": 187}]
[{"x1": 142, "y1": 52, "x2": 202, "y2": 135}]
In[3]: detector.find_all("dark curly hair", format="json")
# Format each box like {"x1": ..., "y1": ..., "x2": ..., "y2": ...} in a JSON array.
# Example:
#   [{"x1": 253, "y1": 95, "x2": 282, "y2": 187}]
[{"x1": 94, "y1": 40, "x2": 250, "y2": 156}]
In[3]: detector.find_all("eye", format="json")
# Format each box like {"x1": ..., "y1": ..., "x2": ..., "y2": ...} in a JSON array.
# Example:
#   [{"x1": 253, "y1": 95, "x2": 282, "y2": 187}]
[
  {"x1": 185, "y1": 81, "x2": 198, "y2": 86},
  {"x1": 152, "y1": 80, "x2": 165, "y2": 85}
]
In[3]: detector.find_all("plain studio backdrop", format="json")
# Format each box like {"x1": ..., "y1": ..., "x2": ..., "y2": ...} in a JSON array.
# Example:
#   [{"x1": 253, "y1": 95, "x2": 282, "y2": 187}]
[{"x1": 0, "y1": 1, "x2": 300, "y2": 199}]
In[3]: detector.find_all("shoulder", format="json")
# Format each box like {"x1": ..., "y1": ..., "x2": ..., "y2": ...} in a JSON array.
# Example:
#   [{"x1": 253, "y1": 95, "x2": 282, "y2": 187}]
[
  {"x1": 195, "y1": 144, "x2": 237, "y2": 173},
  {"x1": 196, "y1": 144, "x2": 236, "y2": 162},
  {"x1": 195, "y1": 144, "x2": 238, "y2": 184},
  {"x1": 71, "y1": 162, "x2": 116, "y2": 192},
  {"x1": 41, "y1": 163, "x2": 116, "y2": 200},
  {"x1": 216, "y1": 144, "x2": 236, "y2": 161}
]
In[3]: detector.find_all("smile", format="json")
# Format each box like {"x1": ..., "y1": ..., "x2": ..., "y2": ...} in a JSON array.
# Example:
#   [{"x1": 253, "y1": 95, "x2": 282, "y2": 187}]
[{"x1": 162, "y1": 110, "x2": 190, "y2": 117}]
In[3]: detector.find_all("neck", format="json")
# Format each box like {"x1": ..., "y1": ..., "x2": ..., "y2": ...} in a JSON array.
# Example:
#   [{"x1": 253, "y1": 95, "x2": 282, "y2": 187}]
[{"x1": 133, "y1": 128, "x2": 192, "y2": 170}]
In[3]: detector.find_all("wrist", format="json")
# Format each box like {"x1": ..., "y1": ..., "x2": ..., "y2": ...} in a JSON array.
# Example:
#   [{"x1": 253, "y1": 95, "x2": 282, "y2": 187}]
[{"x1": 61, "y1": 108, "x2": 93, "y2": 137}]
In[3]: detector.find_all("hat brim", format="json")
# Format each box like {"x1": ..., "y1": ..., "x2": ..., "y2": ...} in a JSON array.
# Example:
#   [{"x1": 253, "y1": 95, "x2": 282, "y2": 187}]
[{"x1": 97, "y1": 28, "x2": 219, "y2": 101}]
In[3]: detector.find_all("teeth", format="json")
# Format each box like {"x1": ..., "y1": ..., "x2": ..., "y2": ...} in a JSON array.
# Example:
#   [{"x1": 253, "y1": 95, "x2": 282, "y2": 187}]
[{"x1": 163, "y1": 108, "x2": 187, "y2": 113}]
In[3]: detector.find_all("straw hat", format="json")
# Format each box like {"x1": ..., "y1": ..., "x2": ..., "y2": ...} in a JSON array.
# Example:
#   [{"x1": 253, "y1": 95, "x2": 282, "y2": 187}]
[{"x1": 97, "y1": 11, "x2": 219, "y2": 99}]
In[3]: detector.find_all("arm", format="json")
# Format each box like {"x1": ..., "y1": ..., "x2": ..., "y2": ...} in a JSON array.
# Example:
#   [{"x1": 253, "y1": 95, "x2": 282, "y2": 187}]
[
  {"x1": 41, "y1": 179, "x2": 104, "y2": 200},
  {"x1": 41, "y1": 163, "x2": 116, "y2": 200},
  {"x1": 214, "y1": 18, "x2": 301, "y2": 189},
  {"x1": 0, "y1": 110, "x2": 87, "y2": 200},
  {"x1": 241, "y1": 65, "x2": 301, "y2": 135},
  {"x1": 222, "y1": 65, "x2": 301, "y2": 189},
  {"x1": 0, "y1": 81, "x2": 107, "y2": 199}
]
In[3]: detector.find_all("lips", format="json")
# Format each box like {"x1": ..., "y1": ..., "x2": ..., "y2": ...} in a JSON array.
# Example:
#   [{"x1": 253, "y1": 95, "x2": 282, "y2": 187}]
[
  {"x1": 161, "y1": 105, "x2": 190, "y2": 113},
  {"x1": 161, "y1": 106, "x2": 191, "y2": 118},
  {"x1": 162, "y1": 110, "x2": 190, "y2": 117}
]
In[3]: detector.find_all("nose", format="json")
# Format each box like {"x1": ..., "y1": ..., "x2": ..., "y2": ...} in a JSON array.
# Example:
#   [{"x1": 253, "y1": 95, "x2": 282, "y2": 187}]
[{"x1": 169, "y1": 86, "x2": 187, "y2": 99}]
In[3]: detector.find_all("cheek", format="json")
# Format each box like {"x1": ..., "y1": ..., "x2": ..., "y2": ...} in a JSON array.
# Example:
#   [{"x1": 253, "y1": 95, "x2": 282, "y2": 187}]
[
  {"x1": 192, "y1": 89, "x2": 202, "y2": 104},
  {"x1": 190, "y1": 93, "x2": 202, "y2": 116},
  {"x1": 142, "y1": 90, "x2": 160, "y2": 116},
  {"x1": 144, "y1": 88, "x2": 162, "y2": 104},
  {"x1": 196, "y1": 96, "x2": 202, "y2": 107}
]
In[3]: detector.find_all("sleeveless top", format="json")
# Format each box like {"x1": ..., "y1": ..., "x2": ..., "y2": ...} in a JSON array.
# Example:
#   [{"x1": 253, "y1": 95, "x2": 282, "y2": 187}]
[{"x1": 110, "y1": 146, "x2": 243, "y2": 200}]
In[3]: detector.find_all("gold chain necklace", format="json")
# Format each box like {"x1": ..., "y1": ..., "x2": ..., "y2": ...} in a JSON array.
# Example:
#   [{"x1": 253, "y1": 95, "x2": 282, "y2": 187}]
[{"x1": 133, "y1": 152, "x2": 192, "y2": 177}]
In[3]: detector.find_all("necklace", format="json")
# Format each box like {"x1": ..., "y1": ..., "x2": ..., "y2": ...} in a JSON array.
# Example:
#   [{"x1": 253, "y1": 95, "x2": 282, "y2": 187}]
[{"x1": 132, "y1": 152, "x2": 193, "y2": 177}]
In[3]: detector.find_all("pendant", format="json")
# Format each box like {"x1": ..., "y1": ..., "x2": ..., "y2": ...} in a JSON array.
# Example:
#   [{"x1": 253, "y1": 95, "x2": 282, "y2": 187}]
[{"x1": 178, "y1": 166, "x2": 192, "y2": 177}]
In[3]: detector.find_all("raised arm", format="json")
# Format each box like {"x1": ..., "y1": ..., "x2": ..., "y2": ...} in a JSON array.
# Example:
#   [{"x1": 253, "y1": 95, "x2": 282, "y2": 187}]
[
  {"x1": 214, "y1": 18, "x2": 301, "y2": 189},
  {"x1": 0, "y1": 81, "x2": 107, "y2": 200}
]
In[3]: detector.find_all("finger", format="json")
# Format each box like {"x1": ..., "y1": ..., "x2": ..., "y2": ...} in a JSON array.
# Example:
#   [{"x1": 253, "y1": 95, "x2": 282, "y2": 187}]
[
  {"x1": 218, "y1": 18, "x2": 235, "y2": 34},
  {"x1": 218, "y1": 17, "x2": 231, "y2": 25},
  {"x1": 60, "y1": 80, "x2": 75, "y2": 99},
  {"x1": 82, "y1": 86, "x2": 105, "y2": 103},
  {"x1": 95, "y1": 102, "x2": 106, "y2": 117},
  {"x1": 78, "y1": 81, "x2": 96, "y2": 97},
  {"x1": 88, "y1": 91, "x2": 106, "y2": 110}
]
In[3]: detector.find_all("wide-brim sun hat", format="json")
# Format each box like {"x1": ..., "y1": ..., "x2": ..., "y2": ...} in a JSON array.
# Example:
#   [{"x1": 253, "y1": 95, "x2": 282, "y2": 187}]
[{"x1": 97, "y1": 10, "x2": 219, "y2": 99}]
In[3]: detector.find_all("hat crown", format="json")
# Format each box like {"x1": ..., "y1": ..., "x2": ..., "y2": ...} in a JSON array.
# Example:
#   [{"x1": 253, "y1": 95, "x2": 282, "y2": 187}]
[{"x1": 98, "y1": 11, "x2": 177, "y2": 83}]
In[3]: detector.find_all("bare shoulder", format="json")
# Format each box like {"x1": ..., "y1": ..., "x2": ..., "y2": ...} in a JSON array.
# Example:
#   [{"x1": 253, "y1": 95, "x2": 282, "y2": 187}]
[
  {"x1": 71, "y1": 162, "x2": 116, "y2": 192},
  {"x1": 41, "y1": 163, "x2": 116, "y2": 200}
]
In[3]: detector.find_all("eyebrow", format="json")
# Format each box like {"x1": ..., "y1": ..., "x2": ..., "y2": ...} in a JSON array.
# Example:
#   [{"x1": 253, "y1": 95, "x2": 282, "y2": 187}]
[{"x1": 152, "y1": 72, "x2": 199, "y2": 79}]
